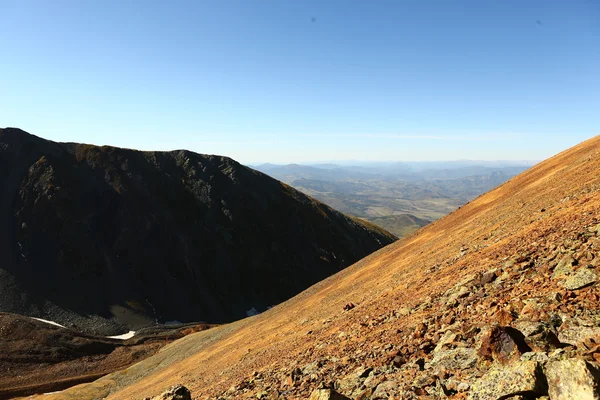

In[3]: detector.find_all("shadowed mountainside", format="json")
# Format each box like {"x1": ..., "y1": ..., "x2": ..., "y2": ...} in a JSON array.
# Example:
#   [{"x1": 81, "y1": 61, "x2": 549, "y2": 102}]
[
  {"x1": 42, "y1": 135, "x2": 600, "y2": 399},
  {"x1": 0, "y1": 128, "x2": 395, "y2": 335}
]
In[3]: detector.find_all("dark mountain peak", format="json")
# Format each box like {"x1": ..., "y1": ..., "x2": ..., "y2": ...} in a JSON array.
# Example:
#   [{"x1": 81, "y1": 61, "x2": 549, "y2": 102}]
[{"x1": 0, "y1": 128, "x2": 395, "y2": 335}]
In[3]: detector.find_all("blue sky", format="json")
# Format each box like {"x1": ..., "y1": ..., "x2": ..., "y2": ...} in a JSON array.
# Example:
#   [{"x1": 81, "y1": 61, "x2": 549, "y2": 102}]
[{"x1": 1, "y1": 0, "x2": 599, "y2": 163}]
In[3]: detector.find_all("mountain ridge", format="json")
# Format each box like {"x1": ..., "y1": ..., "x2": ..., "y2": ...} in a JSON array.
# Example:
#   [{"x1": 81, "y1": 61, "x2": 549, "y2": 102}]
[
  {"x1": 41, "y1": 135, "x2": 600, "y2": 399},
  {"x1": 0, "y1": 128, "x2": 395, "y2": 336}
]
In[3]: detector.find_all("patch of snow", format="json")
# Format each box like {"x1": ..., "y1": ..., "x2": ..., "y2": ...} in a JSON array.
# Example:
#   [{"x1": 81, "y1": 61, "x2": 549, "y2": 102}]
[
  {"x1": 44, "y1": 391, "x2": 62, "y2": 395},
  {"x1": 107, "y1": 330, "x2": 136, "y2": 340},
  {"x1": 246, "y1": 307, "x2": 259, "y2": 317},
  {"x1": 31, "y1": 317, "x2": 66, "y2": 328}
]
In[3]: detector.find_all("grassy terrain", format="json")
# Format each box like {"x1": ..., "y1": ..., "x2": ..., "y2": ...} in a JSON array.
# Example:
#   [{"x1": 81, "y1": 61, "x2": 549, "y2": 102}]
[{"x1": 254, "y1": 163, "x2": 531, "y2": 237}]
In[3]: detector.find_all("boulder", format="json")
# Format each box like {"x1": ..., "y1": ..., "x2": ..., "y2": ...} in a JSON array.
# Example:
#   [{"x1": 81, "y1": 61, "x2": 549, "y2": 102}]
[
  {"x1": 514, "y1": 321, "x2": 561, "y2": 352},
  {"x1": 562, "y1": 269, "x2": 598, "y2": 290},
  {"x1": 429, "y1": 347, "x2": 478, "y2": 375},
  {"x1": 149, "y1": 385, "x2": 192, "y2": 400},
  {"x1": 477, "y1": 326, "x2": 531, "y2": 365},
  {"x1": 546, "y1": 359, "x2": 600, "y2": 400},
  {"x1": 469, "y1": 361, "x2": 547, "y2": 400},
  {"x1": 371, "y1": 380, "x2": 403, "y2": 399},
  {"x1": 433, "y1": 330, "x2": 457, "y2": 353},
  {"x1": 336, "y1": 367, "x2": 372, "y2": 395},
  {"x1": 553, "y1": 254, "x2": 576, "y2": 279},
  {"x1": 309, "y1": 388, "x2": 351, "y2": 400},
  {"x1": 558, "y1": 318, "x2": 600, "y2": 347}
]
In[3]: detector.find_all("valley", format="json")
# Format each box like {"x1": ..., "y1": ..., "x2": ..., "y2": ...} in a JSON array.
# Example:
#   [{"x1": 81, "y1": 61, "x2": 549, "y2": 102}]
[{"x1": 254, "y1": 162, "x2": 532, "y2": 237}]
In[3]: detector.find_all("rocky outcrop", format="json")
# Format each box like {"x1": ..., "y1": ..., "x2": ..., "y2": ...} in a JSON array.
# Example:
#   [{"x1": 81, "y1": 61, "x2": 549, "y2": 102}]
[
  {"x1": 147, "y1": 385, "x2": 192, "y2": 400},
  {"x1": 0, "y1": 128, "x2": 395, "y2": 334},
  {"x1": 469, "y1": 360, "x2": 547, "y2": 400},
  {"x1": 546, "y1": 359, "x2": 600, "y2": 400},
  {"x1": 309, "y1": 388, "x2": 351, "y2": 400}
]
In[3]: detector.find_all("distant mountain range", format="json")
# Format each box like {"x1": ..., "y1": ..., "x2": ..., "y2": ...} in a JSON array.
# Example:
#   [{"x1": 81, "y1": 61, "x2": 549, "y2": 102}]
[
  {"x1": 0, "y1": 128, "x2": 395, "y2": 335},
  {"x1": 253, "y1": 161, "x2": 532, "y2": 237}
]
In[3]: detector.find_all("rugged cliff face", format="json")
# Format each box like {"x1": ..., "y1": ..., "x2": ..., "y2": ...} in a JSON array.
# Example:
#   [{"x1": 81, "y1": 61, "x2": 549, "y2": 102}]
[{"x1": 0, "y1": 128, "x2": 396, "y2": 334}]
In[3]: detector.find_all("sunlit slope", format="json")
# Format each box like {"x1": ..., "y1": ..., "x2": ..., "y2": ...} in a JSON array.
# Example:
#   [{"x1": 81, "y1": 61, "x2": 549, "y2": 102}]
[{"x1": 45, "y1": 135, "x2": 600, "y2": 400}]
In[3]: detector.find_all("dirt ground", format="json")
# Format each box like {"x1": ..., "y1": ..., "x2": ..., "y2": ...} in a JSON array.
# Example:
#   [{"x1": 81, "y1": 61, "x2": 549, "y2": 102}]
[{"x1": 0, "y1": 313, "x2": 213, "y2": 399}]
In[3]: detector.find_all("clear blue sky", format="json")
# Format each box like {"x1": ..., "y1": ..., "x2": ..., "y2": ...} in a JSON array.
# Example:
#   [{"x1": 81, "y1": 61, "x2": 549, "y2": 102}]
[{"x1": 1, "y1": 0, "x2": 599, "y2": 163}]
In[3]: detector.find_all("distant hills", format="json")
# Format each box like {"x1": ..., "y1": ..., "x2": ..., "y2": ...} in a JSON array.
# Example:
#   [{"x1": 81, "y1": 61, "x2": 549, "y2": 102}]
[
  {"x1": 254, "y1": 161, "x2": 533, "y2": 236},
  {"x1": 0, "y1": 128, "x2": 395, "y2": 335}
]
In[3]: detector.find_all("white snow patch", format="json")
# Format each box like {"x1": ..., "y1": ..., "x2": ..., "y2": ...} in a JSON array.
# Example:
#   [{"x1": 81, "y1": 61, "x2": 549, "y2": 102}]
[
  {"x1": 107, "y1": 330, "x2": 136, "y2": 340},
  {"x1": 31, "y1": 317, "x2": 66, "y2": 328}
]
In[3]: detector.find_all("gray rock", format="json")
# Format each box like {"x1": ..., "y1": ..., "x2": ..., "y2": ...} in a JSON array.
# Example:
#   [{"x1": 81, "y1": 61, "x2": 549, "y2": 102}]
[
  {"x1": 558, "y1": 318, "x2": 600, "y2": 347},
  {"x1": 309, "y1": 389, "x2": 351, "y2": 400},
  {"x1": 433, "y1": 330, "x2": 457, "y2": 353},
  {"x1": 149, "y1": 385, "x2": 192, "y2": 400},
  {"x1": 546, "y1": 359, "x2": 600, "y2": 400},
  {"x1": 562, "y1": 268, "x2": 597, "y2": 290},
  {"x1": 430, "y1": 347, "x2": 478, "y2": 374},
  {"x1": 371, "y1": 380, "x2": 402, "y2": 399},
  {"x1": 514, "y1": 321, "x2": 561, "y2": 351},
  {"x1": 553, "y1": 254, "x2": 576, "y2": 279},
  {"x1": 336, "y1": 367, "x2": 372, "y2": 395},
  {"x1": 520, "y1": 351, "x2": 550, "y2": 364},
  {"x1": 468, "y1": 361, "x2": 547, "y2": 400}
]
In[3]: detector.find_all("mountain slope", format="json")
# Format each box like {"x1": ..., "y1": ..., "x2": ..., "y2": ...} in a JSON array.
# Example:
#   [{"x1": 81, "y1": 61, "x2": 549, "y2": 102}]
[
  {"x1": 46, "y1": 134, "x2": 600, "y2": 399},
  {"x1": 0, "y1": 128, "x2": 395, "y2": 335}
]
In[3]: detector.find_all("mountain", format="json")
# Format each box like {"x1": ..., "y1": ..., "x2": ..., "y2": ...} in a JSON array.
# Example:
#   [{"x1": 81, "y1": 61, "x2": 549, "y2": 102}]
[
  {"x1": 254, "y1": 162, "x2": 530, "y2": 237},
  {"x1": 0, "y1": 128, "x2": 395, "y2": 335},
  {"x1": 49, "y1": 135, "x2": 600, "y2": 399}
]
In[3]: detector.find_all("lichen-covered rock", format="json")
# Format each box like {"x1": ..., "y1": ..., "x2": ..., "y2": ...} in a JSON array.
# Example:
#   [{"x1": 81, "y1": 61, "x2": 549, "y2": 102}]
[
  {"x1": 514, "y1": 321, "x2": 561, "y2": 352},
  {"x1": 469, "y1": 361, "x2": 547, "y2": 400},
  {"x1": 545, "y1": 359, "x2": 600, "y2": 400},
  {"x1": 562, "y1": 269, "x2": 598, "y2": 290},
  {"x1": 336, "y1": 366, "x2": 372, "y2": 395},
  {"x1": 371, "y1": 380, "x2": 403, "y2": 399},
  {"x1": 558, "y1": 318, "x2": 600, "y2": 347},
  {"x1": 552, "y1": 253, "x2": 576, "y2": 279},
  {"x1": 429, "y1": 347, "x2": 478, "y2": 374},
  {"x1": 309, "y1": 388, "x2": 351, "y2": 400},
  {"x1": 149, "y1": 384, "x2": 192, "y2": 400}
]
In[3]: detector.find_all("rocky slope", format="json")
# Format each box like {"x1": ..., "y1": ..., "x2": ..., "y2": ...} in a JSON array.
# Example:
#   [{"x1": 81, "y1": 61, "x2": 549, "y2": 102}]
[
  {"x1": 42, "y1": 134, "x2": 600, "y2": 400},
  {"x1": 0, "y1": 128, "x2": 395, "y2": 335}
]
